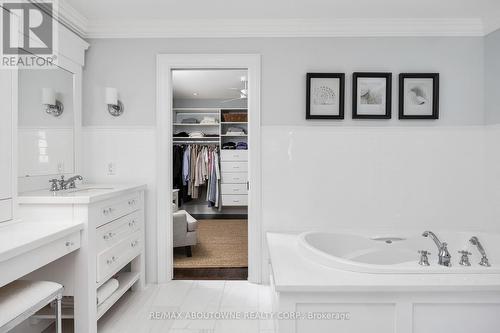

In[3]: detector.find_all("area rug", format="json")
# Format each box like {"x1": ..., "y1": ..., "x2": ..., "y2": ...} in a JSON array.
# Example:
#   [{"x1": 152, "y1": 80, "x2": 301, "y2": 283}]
[{"x1": 173, "y1": 219, "x2": 248, "y2": 268}]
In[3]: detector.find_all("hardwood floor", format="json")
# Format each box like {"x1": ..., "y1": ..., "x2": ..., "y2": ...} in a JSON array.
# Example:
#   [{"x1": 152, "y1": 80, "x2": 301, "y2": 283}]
[{"x1": 174, "y1": 267, "x2": 248, "y2": 280}]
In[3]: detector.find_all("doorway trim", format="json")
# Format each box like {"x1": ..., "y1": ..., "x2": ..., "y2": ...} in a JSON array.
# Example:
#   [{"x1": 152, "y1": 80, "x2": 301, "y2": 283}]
[{"x1": 156, "y1": 54, "x2": 262, "y2": 283}]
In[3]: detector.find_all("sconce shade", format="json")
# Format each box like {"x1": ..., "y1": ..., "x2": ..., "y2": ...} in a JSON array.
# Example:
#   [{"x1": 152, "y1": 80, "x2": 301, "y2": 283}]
[
  {"x1": 42, "y1": 88, "x2": 56, "y2": 105},
  {"x1": 105, "y1": 87, "x2": 118, "y2": 105}
]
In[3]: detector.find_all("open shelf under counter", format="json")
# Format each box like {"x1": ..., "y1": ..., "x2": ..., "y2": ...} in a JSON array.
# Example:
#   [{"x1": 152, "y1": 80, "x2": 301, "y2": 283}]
[{"x1": 97, "y1": 272, "x2": 140, "y2": 320}]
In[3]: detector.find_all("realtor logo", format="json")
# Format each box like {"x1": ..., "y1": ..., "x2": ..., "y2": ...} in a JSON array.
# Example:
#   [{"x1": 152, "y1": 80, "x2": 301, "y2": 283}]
[{"x1": 1, "y1": 0, "x2": 57, "y2": 67}]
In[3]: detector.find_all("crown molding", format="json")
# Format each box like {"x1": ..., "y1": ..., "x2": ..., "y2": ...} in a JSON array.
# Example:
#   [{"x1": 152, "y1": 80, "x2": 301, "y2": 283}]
[
  {"x1": 82, "y1": 18, "x2": 485, "y2": 38},
  {"x1": 57, "y1": 0, "x2": 89, "y2": 38}
]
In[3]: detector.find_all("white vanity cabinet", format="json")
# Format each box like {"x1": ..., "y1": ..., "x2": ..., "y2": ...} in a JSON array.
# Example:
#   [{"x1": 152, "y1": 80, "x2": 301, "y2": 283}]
[
  {"x1": 0, "y1": 70, "x2": 14, "y2": 222},
  {"x1": 17, "y1": 185, "x2": 146, "y2": 333}
]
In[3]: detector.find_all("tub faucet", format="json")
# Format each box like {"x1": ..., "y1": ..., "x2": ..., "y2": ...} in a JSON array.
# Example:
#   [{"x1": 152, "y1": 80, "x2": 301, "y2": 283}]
[
  {"x1": 469, "y1": 236, "x2": 491, "y2": 267},
  {"x1": 422, "y1": 231, "x2": 451, "y2": 267}
]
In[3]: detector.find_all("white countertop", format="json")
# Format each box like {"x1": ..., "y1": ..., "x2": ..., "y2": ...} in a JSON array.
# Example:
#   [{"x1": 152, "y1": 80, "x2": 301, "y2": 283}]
[
  {"x1": 267, "y1": 232, "x2": 500, "y2": 293},
  {"x1": 0, "y1": 219, "x2": 84, "y2": 262},
  {"x1": 18, "y1": 183, "x2": 147, "y2": 204}
]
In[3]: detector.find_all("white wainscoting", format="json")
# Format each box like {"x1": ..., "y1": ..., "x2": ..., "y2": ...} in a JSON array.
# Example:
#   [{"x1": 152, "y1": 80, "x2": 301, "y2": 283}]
[{"x1": 83, "y1": 125, "x2": 499, "y2": 284}]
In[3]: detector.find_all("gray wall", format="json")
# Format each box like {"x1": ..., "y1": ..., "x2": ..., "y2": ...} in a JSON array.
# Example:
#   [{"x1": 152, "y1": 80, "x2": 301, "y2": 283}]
[
  {"x1": 83, "y1": 37, "x2": 485, "y2": 127},
  {"x1": 486, "y1": 29, "x2": 500, "y2": 124}
]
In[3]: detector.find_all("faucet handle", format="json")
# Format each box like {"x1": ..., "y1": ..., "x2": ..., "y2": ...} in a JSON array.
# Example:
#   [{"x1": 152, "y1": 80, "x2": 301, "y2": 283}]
[
  {"x1": 458, "y1": 250, "x2": 472, "y2": 266},
  {"x1": 49, "y1": 179, "x2": 59, "y2": 191},
  {"x1": 418, "y1": 250, "x2": 431, "y2": 266}
]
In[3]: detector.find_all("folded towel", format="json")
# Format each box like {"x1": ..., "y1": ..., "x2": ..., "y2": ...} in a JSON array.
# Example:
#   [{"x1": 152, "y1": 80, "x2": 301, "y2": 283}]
[
  {"x1": 200, "y1": 116, "x2": 217, "y2": 124},
  {"x1": 97, "y1": 278, "x2": 119, "y2": 305},
  {"x1": 181, "y1": 118, "x2": 199, "y2": 124},
  {"x1": 188, "y1": 131, "x2": 205, "y2": 138}
]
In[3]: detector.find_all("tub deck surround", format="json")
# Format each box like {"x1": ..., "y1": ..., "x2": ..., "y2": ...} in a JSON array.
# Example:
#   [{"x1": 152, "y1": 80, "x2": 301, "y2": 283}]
[
  {"x1": 17, "y1": 184, "x2": 147, "y2": 333},
  {"x1": 268, "y1": 232, "x2": 500, "y2": 333},
  {"x1": 268, "y1": 232, "x2": 500, "y2": 292},
  {"x1": 0, "y1": 219, "x2": 84, "y2": 288},
  {"x1": 18, "y1": 184, "x2": 147, "y2": 204}
]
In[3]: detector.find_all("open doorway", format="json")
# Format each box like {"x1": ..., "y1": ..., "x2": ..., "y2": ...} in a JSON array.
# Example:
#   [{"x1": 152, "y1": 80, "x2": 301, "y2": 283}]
[
  {"x1": 171, "y1": 69, "x2": 249, "y2": 280},
  {"x1": 156, "y1": 54, "x2": 261, "y2": 284}
]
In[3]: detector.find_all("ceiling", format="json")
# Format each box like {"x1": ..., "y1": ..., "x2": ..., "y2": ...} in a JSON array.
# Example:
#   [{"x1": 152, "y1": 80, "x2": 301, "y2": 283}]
[
  {"x1": 172, "y1": 70, "x2": 247, "y2": 100},
  {"x1": 61, "y1": 0, "x2": 500, "y2": 36}
]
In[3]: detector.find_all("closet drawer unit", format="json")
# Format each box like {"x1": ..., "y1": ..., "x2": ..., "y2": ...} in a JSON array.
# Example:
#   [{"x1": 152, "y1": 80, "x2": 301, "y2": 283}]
[
  {"x1": 222, "y1": 194, "x2": 248, "y2": 206},
  {"x1": 221, "y1": 172, "x2": 248, "y2": 184},
  {"x1": 96, "y1": 210, "x2": 142, "y2": 253},
  {"x1": 221, "y1": 150, "x2": 248, "y2": 162},
  {"x1": 221, "y1": 162, "x2": 247, "y2": 173},
  {"x1": 0, "y1": 199, "x2": 12, "y2": 223},
  {"x1": 221, "y1": 184, "x2": 248, "y2": 195},
  {"x1": 96, "y1": 231, "x2": 142, "y2": 283},
  {"x1": 96, "y1": 193, "x2": 141, "y2": 227}
]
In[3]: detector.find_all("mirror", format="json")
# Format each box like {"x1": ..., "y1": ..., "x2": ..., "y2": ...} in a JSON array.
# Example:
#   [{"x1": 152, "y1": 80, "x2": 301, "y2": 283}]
[{"x1": 18, "y1": 67, "x2": 75, "y2": 178}]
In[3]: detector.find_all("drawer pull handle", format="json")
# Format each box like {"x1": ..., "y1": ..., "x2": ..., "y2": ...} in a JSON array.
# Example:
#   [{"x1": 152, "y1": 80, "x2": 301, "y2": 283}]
[
  {"x1": 128, "y1": 199, "x2": 136, "y2": 206},
  {"x1": 233, "y1": 189, "x2": 239, "y2": 192},
  {"x1": 131, "y1": 240, "x2": 139, "y2": 247},
  {"x1": 103, "y1": 208, "x2": 113, "y2": 215},
  {"x1": 65, "y1": 241, "x2": 74, "y2": 247},
  {"x1": 129, "y1": 220, "x2": 136, "y2": 227},
  {"x1": 233, "y1": 200, "x2": 240, "y2": 203},
  {"x1": 103, "y1": 234, "x2": 109, "y2": 240},
  {"x1": 108, "y1": 232, "x2": 115, "y2": 238},
  {"x1": 233, "y1": 166, "x2": 240, "y2": 169}
]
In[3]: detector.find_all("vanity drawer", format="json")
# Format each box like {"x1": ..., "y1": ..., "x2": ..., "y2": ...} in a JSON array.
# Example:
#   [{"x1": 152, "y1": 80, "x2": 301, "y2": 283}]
[
  {"x1": 221, "y1": 194, "x2": 248, "y2": 206},
  {"x1": 221, "y1": 184, "x2": 248, "y2": 195},
  {"x1": 95, "y1": 193, "x2": 141, "y2": 227},
  {"x1": 96, "y1": 231, "x2": 142, "y2": 283},
  {"x1": 221, "y1": 162, "x2": 247, "y2": 173},
  {"x1": 221, "y1": 172, "x2": 248, "y2": 184},
  {"x1": 0, "y1": 199, "x2": 12, "y2": 223},
  {"x1": 96, "y1": 211, "x2": 142, "y2": 253},
  {"x1": 221, "y1": 150, "x2": 248, "y2": 161}
]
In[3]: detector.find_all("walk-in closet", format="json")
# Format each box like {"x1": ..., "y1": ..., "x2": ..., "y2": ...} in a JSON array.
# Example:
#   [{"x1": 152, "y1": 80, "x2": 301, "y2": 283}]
[{"x1": 171, "y1": 69, "x2": 249, "y2": 280}]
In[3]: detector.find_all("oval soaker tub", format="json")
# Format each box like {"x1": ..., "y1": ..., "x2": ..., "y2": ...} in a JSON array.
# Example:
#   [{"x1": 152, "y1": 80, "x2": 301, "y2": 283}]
[{"x1": 298, "y1": 231, "x2": 500, "y2": 274}]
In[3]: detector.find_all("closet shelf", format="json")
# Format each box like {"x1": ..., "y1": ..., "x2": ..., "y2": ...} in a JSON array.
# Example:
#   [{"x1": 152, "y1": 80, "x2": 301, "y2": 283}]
[
  {"x1": 221, "y1": 122, "x2": 248, "y2": 125},
  {"x1": 221, "y1": 134, "x2": 247, "y2": 137},
  {"x1": 173, "y1": 123, "x2": 219, "y2": 126}
]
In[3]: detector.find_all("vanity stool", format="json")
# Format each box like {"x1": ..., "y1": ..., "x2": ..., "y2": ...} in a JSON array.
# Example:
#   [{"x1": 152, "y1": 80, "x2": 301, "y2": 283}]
[{"x1": 0, "y1": 280, "x2": 63, "y2": 333}]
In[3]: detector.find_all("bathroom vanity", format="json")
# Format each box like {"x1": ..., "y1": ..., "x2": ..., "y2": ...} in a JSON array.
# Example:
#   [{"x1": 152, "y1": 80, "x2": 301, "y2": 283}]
[{"x1": 17, "y1": 184, "x2": 146, "y2": 333}]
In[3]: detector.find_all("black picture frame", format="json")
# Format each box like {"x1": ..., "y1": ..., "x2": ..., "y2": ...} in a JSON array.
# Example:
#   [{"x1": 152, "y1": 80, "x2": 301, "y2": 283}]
[
  {"x1": 306, "y1": 73, "x2": 345, "y2": 120},
  {"x1": 399, "y1": 73, "x2": 439, "y2": 120},
  {"x1": 352, "y1": 72, "x2": 392, "y2": 119}
]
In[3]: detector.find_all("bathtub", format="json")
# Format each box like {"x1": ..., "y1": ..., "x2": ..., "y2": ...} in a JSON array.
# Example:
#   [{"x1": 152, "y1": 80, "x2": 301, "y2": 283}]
[
  {"x1": 267, "y1": 231, "x2": 500, "y2": 333},
  {"x1": 298, "y1": 231, "x2": 499, "y2": 274}
]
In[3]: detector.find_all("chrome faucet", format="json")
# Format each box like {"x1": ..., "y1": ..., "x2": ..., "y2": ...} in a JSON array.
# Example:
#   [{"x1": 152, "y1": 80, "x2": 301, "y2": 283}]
[
  {"x1": 469, "y1": 236, "x2": 491, "y2": 267},
  {"x1": 50, "y1": 175, "x2": 83, "y2": 191},
  {"x1": 422, "y1": 231, "x2": 451, "y2": 267}
]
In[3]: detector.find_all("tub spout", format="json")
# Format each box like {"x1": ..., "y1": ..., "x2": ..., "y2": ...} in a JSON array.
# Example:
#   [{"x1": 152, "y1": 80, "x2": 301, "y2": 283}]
[{"x1": 422, "y1": 231, "x2": 451, "y2": 267}]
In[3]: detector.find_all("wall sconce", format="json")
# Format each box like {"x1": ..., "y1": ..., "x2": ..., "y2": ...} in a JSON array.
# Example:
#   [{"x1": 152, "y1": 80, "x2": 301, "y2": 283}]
[
  {"x1": 42, "y1": 88, "x2": 64, "y2": 117},
  {"x1": 105, "y1": 87, "x2": 124, "y2": 117}
]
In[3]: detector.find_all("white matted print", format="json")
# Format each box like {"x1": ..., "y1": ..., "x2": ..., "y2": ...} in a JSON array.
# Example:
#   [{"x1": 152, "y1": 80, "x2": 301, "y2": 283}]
[
  {"x1": 404, "y1": 78, "x2": 433, "y2": 116},
  {"x1": 306, "y1": 73, "x2": 345, "y2": 119}
]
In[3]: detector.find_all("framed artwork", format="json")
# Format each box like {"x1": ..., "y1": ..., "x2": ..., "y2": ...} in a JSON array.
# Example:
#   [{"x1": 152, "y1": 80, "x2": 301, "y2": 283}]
[
  {"x1": 306, "y1": 73, "x2": 345, "y2": 119},
  {"x1": 399, "y1": 73, "x2": 439, "y2": 119},
  {"x1": 352, "y1": 72, "x2": 392, "y2": 119}
]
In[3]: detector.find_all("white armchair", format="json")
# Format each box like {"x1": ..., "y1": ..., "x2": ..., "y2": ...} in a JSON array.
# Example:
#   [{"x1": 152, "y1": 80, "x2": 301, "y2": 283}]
[{"x1": 172, "y1": 204, "x2": 198, "y2": 257}]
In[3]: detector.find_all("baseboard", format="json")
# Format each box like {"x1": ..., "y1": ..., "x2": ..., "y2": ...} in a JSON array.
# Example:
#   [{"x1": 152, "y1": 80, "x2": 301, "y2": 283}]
[{"x1": 174, "y1": 267, "x2": 248, "y2": 280}]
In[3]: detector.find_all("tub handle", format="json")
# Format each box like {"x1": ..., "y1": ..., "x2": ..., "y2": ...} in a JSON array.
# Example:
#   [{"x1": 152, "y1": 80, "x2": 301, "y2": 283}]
[
  {"x1": 418, "y1": 250, "x2": 431, "y2": 266},
  {"x1": 458, "y1": 250, "x2": 472, "y2": 266}
]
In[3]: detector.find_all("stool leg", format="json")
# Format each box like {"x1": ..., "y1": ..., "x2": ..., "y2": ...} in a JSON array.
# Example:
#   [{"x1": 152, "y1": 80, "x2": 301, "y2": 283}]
[{"x1": 55, "y1": 294, "x2": 62, "y2": 333}]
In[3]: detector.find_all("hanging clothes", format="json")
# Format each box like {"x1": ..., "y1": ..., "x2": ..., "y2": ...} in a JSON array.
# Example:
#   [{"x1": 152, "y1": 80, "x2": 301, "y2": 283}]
[{"x1": 175, "y1": 144, "x2": 221, "y2": 208}]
